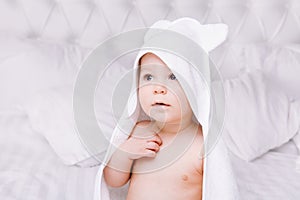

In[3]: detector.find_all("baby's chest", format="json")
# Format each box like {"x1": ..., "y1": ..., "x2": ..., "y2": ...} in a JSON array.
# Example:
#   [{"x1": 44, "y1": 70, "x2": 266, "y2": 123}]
[
  {"x1": 132, "y1": 152, "x2": 202, "y2": 187},
  {"x1": 133, "y1": 139, "x2": 203, "y2": 180},
  {"x1": 160, "y1": 153, "x2": 202, "y2": 184}
]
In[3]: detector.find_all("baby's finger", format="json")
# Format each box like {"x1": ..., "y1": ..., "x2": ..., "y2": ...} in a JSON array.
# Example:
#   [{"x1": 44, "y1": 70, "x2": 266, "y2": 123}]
[
  {"x1": 148, "y1": 134, "x2": 163, "y2": 146},
  {"x1": 144, "y1": 149, "x2": 156, "y2": 158},
  {"x1": 146, "y1": 141, "x2": 160, "y2": 152}
]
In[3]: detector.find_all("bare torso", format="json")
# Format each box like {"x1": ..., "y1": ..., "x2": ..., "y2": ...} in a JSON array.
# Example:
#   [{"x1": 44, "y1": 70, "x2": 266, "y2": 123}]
[{"x1": 126, "y1": 122, "x2": 204, "y2": 200}]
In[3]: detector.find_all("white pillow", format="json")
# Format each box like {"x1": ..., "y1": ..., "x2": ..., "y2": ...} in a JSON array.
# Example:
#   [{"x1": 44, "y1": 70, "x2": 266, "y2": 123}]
[
  {"x1": 292, "y1": 102, "x2": 300, "y2": 153},
  {"x1": 0, "y1": 33, "x2": 87, "y2": 110},
  {"x1": 293, "y1": 133, "x2": 300, "y2": 154},
  {"x1": 24, "y1": 55, "x2": 133, "y2": 166},
  {"x1": 210, "y1": 44, "x2": 269, "y2": 79},
  {"x1": 25, "y1": 86, "x2": 90, "y2": 165},
  {"x1": 223, "y1": 70, "x2": 300, "y2": 161},
  {"x1": 263, "y1": 45, "x2": 300, "y2": 101},
  {"x1": 24, "y1": 85, "x2": 110, "y2": 167}
]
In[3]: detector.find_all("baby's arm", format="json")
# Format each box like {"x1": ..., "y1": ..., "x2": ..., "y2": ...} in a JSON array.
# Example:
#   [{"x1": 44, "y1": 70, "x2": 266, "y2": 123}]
[
  {"x1": 103, "y1": 146, "x2": 134, "y2": 187},
  {"x1": 103, "y1": 121, "x2": 162, "y2": 187}
]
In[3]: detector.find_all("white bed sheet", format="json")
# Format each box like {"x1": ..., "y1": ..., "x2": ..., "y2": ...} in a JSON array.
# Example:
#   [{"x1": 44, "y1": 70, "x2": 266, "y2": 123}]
[
  {"x1": 0, "y1": 109, "x2": 98, "y2": 200},
  {"x1": 229, "y1": 141, "x2": 300, "y2": 200},
  {"x1": 1, "y1": 108, "x2": 300, "y2": 200}
]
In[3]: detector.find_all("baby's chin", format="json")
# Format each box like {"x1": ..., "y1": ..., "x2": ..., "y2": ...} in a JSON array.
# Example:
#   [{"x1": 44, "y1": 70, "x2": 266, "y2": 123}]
[{"x1": 148, "y1": 113, "x2": 181, "y2": 124}]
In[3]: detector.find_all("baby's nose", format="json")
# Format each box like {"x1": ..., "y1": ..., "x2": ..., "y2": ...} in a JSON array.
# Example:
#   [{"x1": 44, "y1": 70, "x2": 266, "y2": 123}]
[{"x1": 153, "y1": 85, "x2": 167, "y2": 95}]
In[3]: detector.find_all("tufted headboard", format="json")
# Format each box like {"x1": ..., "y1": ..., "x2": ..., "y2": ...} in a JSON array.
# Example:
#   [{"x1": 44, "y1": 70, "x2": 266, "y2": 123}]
[{"x1": 0, "y1": 0, "x2": 299, "y2": 90}]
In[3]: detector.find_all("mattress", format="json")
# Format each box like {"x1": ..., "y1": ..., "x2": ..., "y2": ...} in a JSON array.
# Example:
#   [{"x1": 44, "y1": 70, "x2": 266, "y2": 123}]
[
  {"x1": 229, "y1": 140, "x2": 300, "y2": 200},
  {"x1": 0, "y1": 109, "x2": 98, "y2": 200}
]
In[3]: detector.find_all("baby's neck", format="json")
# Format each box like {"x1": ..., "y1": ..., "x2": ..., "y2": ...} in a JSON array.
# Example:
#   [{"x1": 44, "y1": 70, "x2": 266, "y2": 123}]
[{"x1": 153, "y1": 118, "x2": 197, "y2": 135}]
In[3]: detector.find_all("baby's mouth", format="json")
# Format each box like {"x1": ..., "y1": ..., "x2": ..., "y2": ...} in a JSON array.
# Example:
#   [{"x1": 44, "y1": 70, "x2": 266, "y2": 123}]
[{"x1": 152, "y1": 102, "x2": 171, "y2": 107}]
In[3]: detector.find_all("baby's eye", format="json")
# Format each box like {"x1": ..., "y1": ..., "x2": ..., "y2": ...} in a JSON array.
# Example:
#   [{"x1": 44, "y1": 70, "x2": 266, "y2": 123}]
[
  {"x1": 169, "y1": 73, "x2": 177, "y2": 80},
  {"x1": 143, "y1": 74, "x2": 153, "y2": 81}
]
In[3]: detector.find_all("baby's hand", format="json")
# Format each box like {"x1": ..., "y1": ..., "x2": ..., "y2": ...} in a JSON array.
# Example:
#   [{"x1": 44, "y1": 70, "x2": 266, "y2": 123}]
[{"x1": 119, "y1": 121, "x2": 162, "y2": 160}]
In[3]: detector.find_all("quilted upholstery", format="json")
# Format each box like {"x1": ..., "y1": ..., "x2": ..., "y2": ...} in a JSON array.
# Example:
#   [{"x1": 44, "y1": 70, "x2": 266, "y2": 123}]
[{"x1": 0, "y1": 0, "x2": 299, "y2": 79}]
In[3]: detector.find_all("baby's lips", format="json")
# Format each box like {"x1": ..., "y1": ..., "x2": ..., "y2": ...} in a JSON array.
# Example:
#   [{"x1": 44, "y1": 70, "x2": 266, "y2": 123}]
[{"x1": 151, "y1": 101, "x2": 171, "y2": 106}]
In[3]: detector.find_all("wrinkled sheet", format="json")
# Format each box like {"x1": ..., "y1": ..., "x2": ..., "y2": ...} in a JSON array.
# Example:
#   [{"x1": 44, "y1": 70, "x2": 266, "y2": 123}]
[
  {"x1": 0, "y1": 109, "x2": 98, "y2": 200},
  {"x1": 229, "y1": 141, "x2": 300, "y2": 200},
  {"x1": 1, "y1": 108, "x2": 300, "y2": 200}
]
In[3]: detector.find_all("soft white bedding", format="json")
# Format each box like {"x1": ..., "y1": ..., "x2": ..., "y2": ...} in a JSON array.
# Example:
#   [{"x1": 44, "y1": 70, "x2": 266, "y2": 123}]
[
  {"x1": 229, "y1": 141, "x2": 300, "y2": 200},
  {"x1": 1, "y1": 108, "x2": 299, "y2": 200},
  {"x1": 0, "y1": 109, "x2": 98, "y2": 200}
]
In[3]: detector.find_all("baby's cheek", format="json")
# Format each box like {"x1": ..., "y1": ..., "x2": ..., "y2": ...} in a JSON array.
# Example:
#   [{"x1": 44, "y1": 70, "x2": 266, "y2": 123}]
[
  {"x1": 139, "y1": 87, "x2": 150, "y2": 101},
  {"x1": 175, "y1": 93, "x2": 191, "y2": 113},
  {"x1": 138, "y1": 89, "x2": 151, "y2": 111}
]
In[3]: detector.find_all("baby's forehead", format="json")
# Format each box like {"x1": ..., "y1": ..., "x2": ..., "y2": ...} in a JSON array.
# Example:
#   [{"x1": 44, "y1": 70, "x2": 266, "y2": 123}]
[
  {"x1": 139, "y1": 53, "x2": 166, "y2": 66},
  {"x1": 139, "y1": 52, "x2": 172, "y2": 72},
  {"x1": 139, "y1": 64, "x2": 173, "y2": 77}
]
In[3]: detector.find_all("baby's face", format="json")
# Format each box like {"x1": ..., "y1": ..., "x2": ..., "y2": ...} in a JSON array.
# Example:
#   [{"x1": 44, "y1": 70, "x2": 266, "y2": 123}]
[{"x1": 138, "y1": 53, "x2": 193, "y2": 123}]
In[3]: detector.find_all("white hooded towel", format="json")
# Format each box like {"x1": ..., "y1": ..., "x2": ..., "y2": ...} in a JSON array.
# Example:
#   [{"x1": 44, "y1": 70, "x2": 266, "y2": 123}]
[{"x1": 93, "y1": 17, "x2": 239, "y2": 200}]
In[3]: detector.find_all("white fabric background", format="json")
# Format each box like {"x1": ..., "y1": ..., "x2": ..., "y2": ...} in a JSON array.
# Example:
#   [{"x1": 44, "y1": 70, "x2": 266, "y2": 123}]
[
  {"x1": 0, "y1": 1, "x2": 300, "y2": 200},
  {"x1": 0, "y1": 0, "x2": 300, "y2": 79}
]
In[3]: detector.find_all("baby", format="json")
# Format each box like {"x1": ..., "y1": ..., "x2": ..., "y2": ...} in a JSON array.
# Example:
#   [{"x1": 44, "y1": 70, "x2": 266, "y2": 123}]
[{"x1": 103, "y1": 52, "x2": 204, "y2": 200}]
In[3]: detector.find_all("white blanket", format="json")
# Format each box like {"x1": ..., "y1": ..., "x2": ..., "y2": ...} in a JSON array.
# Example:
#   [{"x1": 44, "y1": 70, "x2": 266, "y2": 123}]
[{"x1": 0, "y1": 108, "x2": 98, "y2": 200}]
